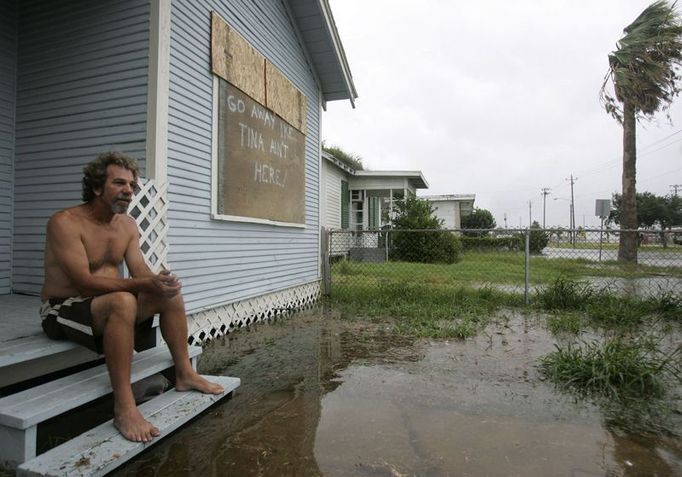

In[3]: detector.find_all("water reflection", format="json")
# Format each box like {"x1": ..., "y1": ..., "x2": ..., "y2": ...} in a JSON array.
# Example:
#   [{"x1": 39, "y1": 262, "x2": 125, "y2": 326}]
[{"x1": 114, "y1": 308, "x2": 682, "y2": 476}]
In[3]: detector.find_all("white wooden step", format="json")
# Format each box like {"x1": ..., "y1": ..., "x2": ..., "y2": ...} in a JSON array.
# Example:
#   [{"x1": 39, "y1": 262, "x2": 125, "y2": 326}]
[
  {"x1": 0, "y1": 335, "x2": 81, "y2": 368},
  {"x1": 0, "y1": 345, "x2": 202, "y2": 430},
  {"x1": 0, "y1": 345, "x2": 202, "y2": 469},
  {"x1": 16, "y1": 375, "x2": 240, "y2": 477}
]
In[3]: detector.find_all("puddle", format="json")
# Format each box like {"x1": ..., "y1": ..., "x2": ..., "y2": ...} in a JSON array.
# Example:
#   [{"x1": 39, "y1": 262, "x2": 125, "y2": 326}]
[
  {"x1": 483, "y1": 276, "x2": 682, "y2": 298},
  {"x1": 113, "y1": 307, "x2": 682, "y2": 476}
]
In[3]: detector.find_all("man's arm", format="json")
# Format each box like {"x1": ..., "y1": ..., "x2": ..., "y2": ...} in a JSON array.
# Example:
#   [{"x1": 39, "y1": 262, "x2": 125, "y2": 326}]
[
  {"x1": 47, "y1": 212, "x2": 154, "y2": 297},
  {"x1": 123, "y1": 218, "x2": 181, "y2": 297}
]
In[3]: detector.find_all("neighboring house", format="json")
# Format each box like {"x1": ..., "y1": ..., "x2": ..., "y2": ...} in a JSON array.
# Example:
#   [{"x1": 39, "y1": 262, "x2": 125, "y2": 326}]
[
  {"x1": 0, "y1": 0, "x2": 357, "y2": 343},
  {"x1": 421, "y1": 194, "x2": 476, "y2": 230},
  {"x1": 320, "y1": 151, "x2": 429, "y2": 231}
]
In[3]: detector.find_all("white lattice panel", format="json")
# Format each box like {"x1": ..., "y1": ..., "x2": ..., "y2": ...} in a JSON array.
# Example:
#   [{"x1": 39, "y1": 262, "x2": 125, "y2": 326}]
[
  {"x1": 128, "y1": 179, "x2": 169, "y2": 273},
  {"x1": 187, "y1": 281, "x2": 321, "y2": 345}
]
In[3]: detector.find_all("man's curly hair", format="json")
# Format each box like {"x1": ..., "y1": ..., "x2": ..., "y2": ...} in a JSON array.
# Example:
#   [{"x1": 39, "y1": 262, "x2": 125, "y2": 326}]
[{"x1": 82, "y1": 152, "x2": 139, "y2": 202}]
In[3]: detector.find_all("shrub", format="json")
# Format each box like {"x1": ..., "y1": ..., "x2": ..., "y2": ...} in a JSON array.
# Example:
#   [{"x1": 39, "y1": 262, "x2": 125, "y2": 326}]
[
  {"x1": 461, "y1": 236, "x2": 522, "y2": 251},
  {"x1": 461, "y1": 208, "x2": 496, "y2": 237},
  {"x1": 515, "y1": 221, "x2": 549, "y2": 254},
  {"x1": 389, "y1": 197, "x2": 462, "y2": 264},
  {"x1": 390, "y1": 230, "x2": 462, "y2": 264}
]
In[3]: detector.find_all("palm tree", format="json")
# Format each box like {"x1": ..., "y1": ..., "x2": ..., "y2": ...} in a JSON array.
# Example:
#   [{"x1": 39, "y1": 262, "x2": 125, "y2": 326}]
[{"x1": 601, "y1": 0, "x2": 682, "y2": 263}]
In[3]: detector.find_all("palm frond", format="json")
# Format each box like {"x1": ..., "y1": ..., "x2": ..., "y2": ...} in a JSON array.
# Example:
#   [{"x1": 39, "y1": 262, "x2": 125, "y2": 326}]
[{"x1": 600, "y1": 0, "x2": 682, "y2": 122}]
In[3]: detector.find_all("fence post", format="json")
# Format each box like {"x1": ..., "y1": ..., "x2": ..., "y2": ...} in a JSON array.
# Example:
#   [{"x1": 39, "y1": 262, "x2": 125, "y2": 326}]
[
  {"x1": 524, "y1": 228, "x2": 530, "y2": 305},
  {"x1": 321, "y1": 227, "x2": 331, "y2": 296},
  {"x1": 385, "y1": 229, "x2": 390, "y2": 262}
]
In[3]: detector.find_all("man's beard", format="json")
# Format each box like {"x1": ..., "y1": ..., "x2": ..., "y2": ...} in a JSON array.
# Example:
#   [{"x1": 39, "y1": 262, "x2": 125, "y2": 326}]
[{"x1": 111, "y1": 197, "x2": 131, "y2": 214}]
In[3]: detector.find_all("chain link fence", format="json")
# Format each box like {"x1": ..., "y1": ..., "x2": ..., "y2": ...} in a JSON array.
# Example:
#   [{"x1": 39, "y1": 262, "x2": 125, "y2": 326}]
[{"x1": 323, "y1": 228, "x2": 682, "y2": 302}]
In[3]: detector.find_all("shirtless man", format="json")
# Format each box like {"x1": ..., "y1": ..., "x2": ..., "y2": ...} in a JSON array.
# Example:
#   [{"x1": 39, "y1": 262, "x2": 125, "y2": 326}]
[{"x1": 40, "y1": 151, "x2": 223, "y2": 443}]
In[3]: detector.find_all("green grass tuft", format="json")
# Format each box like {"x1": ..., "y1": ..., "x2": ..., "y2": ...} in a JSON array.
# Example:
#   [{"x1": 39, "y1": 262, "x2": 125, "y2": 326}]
[
  {"x1": 539, "y1": 336, "x2": 681, "y2": 399},
  {"x1": 535, "y1": 276, "x2": 593, "y2": 310},
  {"x1": 546, "y1": 312, "x2": 583, "y2": 334}
]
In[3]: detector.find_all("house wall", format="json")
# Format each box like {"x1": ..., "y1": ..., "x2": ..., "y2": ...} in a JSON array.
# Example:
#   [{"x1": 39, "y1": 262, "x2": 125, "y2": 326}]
[
  {"x1": 431, "y1": 201, "x2": 459, "y2": 229},
  {"x1": 11, "y1": 0, "x2": 150, "y2": 295},
  {"x1": 0, "y1": 0, "x2": 17, "y2": 295},
  {"x1": 167, "y1": 0, "x2": 322, "y2": 313},
  {"x1": 321, "y1": 159, "x2": 347, "y2": 229}
]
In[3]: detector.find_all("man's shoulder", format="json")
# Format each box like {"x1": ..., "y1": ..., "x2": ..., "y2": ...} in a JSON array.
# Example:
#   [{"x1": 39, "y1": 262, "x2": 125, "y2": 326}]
[
  {"x1": 49, "y1": 206, "x2": 86, "y2": 226},
  {"x1": 114, "y1": 213, "x2": 138, "y2": 231}
]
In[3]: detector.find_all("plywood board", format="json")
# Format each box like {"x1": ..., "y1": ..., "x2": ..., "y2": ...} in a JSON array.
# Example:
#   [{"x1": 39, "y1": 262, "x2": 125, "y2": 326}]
[
  {"x1": 211, "y1": 12, "x2": 265, "y2": 104},
  {"x1": 217, "y1": 79, "x2": 306, "y2": 225},
  {"x1": 266, "y1": 60, "x2": 307, "y2": 134}
]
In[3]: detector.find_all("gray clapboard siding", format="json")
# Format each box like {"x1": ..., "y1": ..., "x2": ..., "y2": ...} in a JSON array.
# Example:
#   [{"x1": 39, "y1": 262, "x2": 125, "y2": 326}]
[
  {"x1": 323, "y1": 161, "x2": 346, "y2": 229},
  {"x1": 12, "y1": 0, "x2": 150, "y2": 295},
  {"x1": 0, "y1": 0, "x2": 16, "y2": 295},
  {"x1": 168, "y1": 0, "x2": 322, "y2": 313}
]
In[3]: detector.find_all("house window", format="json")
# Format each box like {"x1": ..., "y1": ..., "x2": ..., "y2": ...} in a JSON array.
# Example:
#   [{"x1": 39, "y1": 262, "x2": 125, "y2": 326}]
[{"x1": 350, "y1": 189, "x2": 364, "y2": 230}]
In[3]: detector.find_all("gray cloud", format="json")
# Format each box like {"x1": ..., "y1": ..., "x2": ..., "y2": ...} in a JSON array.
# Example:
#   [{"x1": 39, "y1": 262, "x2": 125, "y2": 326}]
[{"x1": 324, "y1": 0, "x2": 682, "y2": 228}]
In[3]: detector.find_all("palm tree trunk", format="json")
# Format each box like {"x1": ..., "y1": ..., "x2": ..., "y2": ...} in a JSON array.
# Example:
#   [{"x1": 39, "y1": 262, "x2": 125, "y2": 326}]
[{"x1": 618, "y1": 101, "x2": 638, "y2": 263}]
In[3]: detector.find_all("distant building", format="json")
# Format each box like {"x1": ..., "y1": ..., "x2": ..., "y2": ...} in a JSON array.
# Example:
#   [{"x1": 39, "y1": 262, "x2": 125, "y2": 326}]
[
  {"x1": 321, "y1": 151, "x2": 428, "y2": 230},
  {"x1": 421, "y1": 194, "x2": 476, "y2": 229}
]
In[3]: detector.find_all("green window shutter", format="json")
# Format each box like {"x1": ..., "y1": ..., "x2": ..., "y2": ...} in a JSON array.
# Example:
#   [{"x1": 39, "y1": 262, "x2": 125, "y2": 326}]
[
  {"x1": 370, "y1": 197, "x2": 379, "y2": 228},
  {"x1": 341, "y1": 180, "x2": 349, "y2": 229}
]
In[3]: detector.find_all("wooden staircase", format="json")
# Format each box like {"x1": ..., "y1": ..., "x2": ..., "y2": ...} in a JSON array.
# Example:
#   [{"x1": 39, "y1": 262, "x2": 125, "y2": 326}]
[{"x1": 0, "y1": 295, "x2": 240, "y2": 476}]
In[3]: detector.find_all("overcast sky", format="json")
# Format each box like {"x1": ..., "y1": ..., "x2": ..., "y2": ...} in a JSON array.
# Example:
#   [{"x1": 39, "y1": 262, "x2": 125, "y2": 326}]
[{"x1": 322, "y1": 0, "x2": 682, "y2": 229}]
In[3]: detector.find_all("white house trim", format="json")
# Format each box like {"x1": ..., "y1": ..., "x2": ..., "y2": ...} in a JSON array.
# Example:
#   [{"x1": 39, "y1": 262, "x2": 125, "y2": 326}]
[{"x1": 145, "y1": 0, "x2": 171, "y2": 182}]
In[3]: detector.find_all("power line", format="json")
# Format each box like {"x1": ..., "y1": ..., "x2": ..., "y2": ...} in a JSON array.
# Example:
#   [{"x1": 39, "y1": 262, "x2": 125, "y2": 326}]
[
  {"x1": 572, "y1": 129, "x2": 682, "y2": 179},
  {"x1": 639, "y1": 129, "x2": 682, "y2": 151}
]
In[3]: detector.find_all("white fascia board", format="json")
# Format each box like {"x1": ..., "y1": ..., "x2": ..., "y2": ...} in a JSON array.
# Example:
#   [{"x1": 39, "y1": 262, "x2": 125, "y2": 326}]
[{"x1": 145, "y1": 0, "x2": 171, "y2": 182}]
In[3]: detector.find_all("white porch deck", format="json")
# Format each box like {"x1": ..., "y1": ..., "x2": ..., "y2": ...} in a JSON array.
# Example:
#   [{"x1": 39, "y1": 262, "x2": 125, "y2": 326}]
[
  {"x1": 0, "y1": 294, "x2": 98, "y2": 388},
  {"x1": 1, "y1": 294, "x2": 43, "y2": 344},
  {"x1": 0, "y1": 294, "x2": 240, "y2": 474}
]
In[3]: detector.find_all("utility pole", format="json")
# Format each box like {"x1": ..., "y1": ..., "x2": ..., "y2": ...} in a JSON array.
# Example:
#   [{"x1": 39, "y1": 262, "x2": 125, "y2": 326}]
[
  {"x1": 541, "y1": 188, "x2": 551, "y2": 228},
  {"x1": 671, "y1": 184, "x2": 682, "y2": 196},
  {"x1": 528, "y1": 200, "x2": 532, "y2": 227},
  {"x1": 567, "y1": 175, "x2": 577, "y2": 246},
  {"x1": 504, "y1": 213, "x2": 507, "y2": 229}
]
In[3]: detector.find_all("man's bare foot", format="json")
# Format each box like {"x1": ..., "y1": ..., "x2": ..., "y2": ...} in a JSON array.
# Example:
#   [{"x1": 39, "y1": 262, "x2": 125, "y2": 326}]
[
  {"x1": 114, "y1": 407, "x2": 160, "y2": 443},
  {"x1": 175, "y1": 372, "x2": 224, "y2": 395}
]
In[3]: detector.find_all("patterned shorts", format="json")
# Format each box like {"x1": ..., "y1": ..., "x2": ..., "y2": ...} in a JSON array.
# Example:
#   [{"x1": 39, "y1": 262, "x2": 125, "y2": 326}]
[{"x1": 40, "y1": 296, "x2": 103, "y2": 353}]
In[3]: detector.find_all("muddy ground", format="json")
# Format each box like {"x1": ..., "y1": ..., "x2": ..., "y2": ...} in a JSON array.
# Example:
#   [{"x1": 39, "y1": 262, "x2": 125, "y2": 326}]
[{"x1": 111, "y1": 306, "x2": 681, "y2": 477}]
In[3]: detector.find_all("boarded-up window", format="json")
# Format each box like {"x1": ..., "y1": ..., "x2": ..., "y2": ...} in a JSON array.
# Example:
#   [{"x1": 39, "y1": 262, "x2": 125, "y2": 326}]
[
  {"x1": 341, "y1": 180, "x2": 349, "y2": 229},
  {"x1": 211, "y1": 12, "x2": 308, "y2": 226},
  {"x1": 216, "y1": 79, "x2": 306, "y2": 224}
]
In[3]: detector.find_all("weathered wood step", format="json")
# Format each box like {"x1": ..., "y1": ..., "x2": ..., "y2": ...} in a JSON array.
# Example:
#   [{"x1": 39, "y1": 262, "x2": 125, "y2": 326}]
[
  {"x1": 0, "y1": 345, "x2": 202, "y2": 430},
  {"x1": 0, "y1": 345, "x2": 202, "y2": 468},
  {"x1": 0, "y1": 335, "x2": 81, "y2": 368},
  {"x1": 16, "y1": 375, "x2": 240, "y2": 477}
]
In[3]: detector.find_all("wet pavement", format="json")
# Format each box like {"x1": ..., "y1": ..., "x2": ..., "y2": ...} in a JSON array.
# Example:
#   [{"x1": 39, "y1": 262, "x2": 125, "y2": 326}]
[
  {"x1": 114, "y1": 307, "x2": 682, "y2": 477},
  {"x1": 542, "y1": 247, "x2": 682, "y2": 268}
]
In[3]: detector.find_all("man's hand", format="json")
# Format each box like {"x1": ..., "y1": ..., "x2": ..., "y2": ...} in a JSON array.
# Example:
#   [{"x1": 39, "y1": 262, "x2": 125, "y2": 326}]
[{"x1": 149, "y1": 269, "x2": 181, "y2": 297}]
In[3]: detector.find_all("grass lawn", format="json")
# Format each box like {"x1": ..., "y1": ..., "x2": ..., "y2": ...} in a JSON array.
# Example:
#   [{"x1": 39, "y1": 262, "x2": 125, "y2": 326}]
[
  {"x1": 547, "y1": 241, "x2": 682, "y2": 253},
  {"x1": 327, "y1": 258, "x2": 682, "y2": 415},
  {"x1": 331, "y1": 250, "x2": 682, "y2": 290}
]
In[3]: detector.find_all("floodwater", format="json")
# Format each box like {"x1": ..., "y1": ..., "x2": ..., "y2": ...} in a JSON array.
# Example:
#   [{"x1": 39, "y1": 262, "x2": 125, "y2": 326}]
[
  {"x1": 114, "y1": 307, "x2": 682, "y2": 477},
  {"x1": 542, "y1": 247, "x2": 682, "y2": 268}
]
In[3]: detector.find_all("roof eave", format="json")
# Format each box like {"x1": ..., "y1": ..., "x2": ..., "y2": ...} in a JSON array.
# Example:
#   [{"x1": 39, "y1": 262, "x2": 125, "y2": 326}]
[{"x1": 318, "y1": 0, "x2": 357, "y2": 106}]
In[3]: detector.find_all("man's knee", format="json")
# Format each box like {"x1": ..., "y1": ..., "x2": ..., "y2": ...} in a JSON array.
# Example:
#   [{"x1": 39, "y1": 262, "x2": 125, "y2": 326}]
[
  {"x1": 95, "y1": 291, "x2": 138, "y2": 323},
  {"x1": 138, "y1": 291, "x2": 184, "y2": 317}
]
